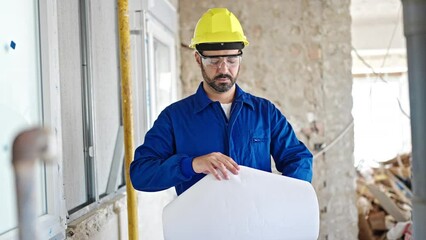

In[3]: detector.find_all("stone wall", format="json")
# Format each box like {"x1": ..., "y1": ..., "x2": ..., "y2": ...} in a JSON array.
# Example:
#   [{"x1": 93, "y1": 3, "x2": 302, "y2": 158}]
[{"x1": 179, "y1": 1, "x2": 357, "y2": 239}]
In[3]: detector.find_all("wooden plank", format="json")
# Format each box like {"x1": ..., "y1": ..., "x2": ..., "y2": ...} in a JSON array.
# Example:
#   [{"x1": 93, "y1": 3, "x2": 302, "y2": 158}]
[{"x1": 366, "y1": 184, "x2": 409, "y2": 222}]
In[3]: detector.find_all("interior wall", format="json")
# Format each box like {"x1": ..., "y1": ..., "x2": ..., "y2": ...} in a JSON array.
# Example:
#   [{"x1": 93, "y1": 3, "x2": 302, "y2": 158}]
[{"x1": 179, "y1": 1, "x2": 357, "y2": 239}]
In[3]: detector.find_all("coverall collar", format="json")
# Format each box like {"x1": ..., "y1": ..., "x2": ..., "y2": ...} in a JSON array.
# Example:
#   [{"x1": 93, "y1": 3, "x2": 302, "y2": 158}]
[{"x1": 194, "y1": 82, "x2": 254, "y2": 114}]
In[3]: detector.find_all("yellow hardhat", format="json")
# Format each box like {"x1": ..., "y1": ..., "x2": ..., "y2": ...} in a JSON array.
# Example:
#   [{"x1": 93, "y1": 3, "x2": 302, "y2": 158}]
[{"x1": 189, "y1": 8, "x2": 249, "y2": 50}]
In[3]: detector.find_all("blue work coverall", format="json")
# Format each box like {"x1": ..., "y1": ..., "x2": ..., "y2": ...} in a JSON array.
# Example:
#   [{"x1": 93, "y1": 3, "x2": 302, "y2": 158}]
[{"x1": 130, "y1": 83, "x2": 313, "y2": 195}]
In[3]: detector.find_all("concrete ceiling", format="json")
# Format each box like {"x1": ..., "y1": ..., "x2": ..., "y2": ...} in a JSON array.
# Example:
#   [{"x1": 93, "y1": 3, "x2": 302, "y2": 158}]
[
  {"x1": 351, "y1": 0, "x2": 402, "y2": 21},
  {"x1": 350, "y1": 0, "x2": 405, "y2": 50}
]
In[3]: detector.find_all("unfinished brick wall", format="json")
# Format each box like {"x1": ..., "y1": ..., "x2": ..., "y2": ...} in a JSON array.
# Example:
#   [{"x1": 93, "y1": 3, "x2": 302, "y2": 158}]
[{"x1": 179, "y1": 1, "x2": 357, "y2": 239}]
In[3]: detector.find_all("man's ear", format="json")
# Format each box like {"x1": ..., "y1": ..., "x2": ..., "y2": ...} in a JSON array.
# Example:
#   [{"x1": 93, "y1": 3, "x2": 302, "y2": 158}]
[{"x1": 194, "y1": 52, "x2": 202, "y2": 66}]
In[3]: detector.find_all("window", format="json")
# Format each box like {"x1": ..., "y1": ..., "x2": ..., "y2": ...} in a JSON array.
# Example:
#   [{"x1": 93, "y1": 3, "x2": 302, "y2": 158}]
[
  {"x1": 60, "y1": 0, "x2": 125, "y2": 221},
  {"x1": 146, "y1": 19, "x2": 177, "y2": 125},
  {"x1": 129, "y1": 8, "x2": 178, "y2": 137},
  {"x1": 1, "y1": 1, "x2": 64, "y2": 239},
  {"x1": 90, "y1": 0, "x2": 123, "y2": 199},
  {"x1": 0, "y1": 0, "x2": 45, "y2": 235}
]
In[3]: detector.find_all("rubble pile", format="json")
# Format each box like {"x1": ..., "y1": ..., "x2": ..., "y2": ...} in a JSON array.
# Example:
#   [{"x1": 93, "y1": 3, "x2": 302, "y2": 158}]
[{"x1": 357, "y1": 153, "x2": 412, "y2": 240}]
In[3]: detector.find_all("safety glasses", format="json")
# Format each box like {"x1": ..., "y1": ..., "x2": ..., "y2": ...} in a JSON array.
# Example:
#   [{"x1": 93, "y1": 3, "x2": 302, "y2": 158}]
[{"x1": 197, "y1": 51, "x2": 243, "y2": 69}]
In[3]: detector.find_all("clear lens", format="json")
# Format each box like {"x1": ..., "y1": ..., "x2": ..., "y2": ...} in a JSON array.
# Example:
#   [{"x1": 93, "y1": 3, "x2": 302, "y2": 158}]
[{"x1": 199, "y1": 52, "x2": 242, "y2": 68}]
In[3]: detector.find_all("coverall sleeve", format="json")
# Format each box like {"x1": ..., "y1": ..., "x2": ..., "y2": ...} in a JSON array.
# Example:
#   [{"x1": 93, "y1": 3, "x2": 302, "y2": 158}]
[
  {"x1": 130, "y1": 109, "x2": 194, "y2": 192},
  {"x1": 269, "y1": 103, "x2": 313, "y2": 182}
]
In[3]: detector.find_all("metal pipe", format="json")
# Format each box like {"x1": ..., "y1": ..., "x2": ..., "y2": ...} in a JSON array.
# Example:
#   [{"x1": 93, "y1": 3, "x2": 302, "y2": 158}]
[
  {"x1": 12, "y1": 128, "x2": 55, "y2": 240},
  {"x1": 117, "y1": 0, "x2": 139, "y2": 239},
  {"x1": 401, "y1": 0, "x2": 426, "y2": 239}
]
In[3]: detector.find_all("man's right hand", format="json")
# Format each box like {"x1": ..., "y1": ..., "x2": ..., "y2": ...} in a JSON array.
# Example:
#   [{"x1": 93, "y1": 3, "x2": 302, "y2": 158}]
[{"x1": 192, "y1": 152, "x2": 240, "y2": 180}]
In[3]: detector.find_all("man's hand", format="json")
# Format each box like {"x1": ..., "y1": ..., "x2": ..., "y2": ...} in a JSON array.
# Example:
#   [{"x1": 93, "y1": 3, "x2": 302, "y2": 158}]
[{"x1": 192, "y1": 152, "x2": 240, "y2": 180}]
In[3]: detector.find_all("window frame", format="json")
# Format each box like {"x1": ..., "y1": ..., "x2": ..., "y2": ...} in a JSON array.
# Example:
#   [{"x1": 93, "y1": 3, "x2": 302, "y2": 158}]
[
  {"x1": 146, "y1": 15, "x2": 178, "y2": 126},
  {"x1": 36, "y1": 0, "x2": 67, "y2": 237},
  {"x1": 0, "y1": 0, "x2": 67, "y2": 239},
  {"x1": 65, "y1": 0, "x2": 127, "y2": 223}
]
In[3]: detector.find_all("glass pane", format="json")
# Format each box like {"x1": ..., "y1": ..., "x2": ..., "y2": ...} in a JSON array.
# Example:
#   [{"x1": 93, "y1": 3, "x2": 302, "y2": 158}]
[
  {"x1": 90, "y1": 0, "x2": 121, "y2": 197},
  {"x1": 0, "y1": 0, "x2": 45, "y2": 234},
  {"x1": 153, "y1": 38, "x2": 172, "y2": 116},
  {"x1": 57, "y1": 0, "x2": 87, "y2": 211}
]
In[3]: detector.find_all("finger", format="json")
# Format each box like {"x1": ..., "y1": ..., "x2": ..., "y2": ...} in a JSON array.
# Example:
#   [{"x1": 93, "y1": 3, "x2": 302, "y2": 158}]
[
  {"x1": 208, "y1": 164, "x2": 221, "y2": 180},
  {"x1": 217, "y1": 155, "x2": 239, "y2": 174},
  {"x1": 211, "y1": 161, "x2": 229, "y2": 180},
  {"x1": 226, "y1": 156, "x2": 240, "y2": 170},
  {"x1": 217, "y1": 162, "x2": 230, "y2": 180},
  {"x1": 223, "y1": 159, "x2": 240, "y2": 174}
]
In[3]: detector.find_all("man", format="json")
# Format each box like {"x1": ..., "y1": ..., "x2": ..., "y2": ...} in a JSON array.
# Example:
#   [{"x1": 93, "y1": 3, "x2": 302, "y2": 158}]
[{"x1": 130, "y1": 8, "x2": 313, "y2": 196}]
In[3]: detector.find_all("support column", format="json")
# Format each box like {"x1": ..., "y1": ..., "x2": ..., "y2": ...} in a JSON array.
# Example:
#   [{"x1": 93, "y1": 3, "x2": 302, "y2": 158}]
[{"x1": 402, "y1": 0, "x2": 426, "y2": 239}]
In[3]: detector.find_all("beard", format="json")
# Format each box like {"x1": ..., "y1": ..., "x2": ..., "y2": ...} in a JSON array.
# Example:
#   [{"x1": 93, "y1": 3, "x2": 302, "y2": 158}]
[{"x1": 201, "y1": 64, "x2": 239, "y2": 93}]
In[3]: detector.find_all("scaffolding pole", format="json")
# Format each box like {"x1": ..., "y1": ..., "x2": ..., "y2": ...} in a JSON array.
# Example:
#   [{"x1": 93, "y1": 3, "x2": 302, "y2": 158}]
[
  {"x1": 402, "y1": 0, "x2": 426, "y2": 239},
  {"x1": 117, "y1": 0, "x2": 139, "y2": 239}
]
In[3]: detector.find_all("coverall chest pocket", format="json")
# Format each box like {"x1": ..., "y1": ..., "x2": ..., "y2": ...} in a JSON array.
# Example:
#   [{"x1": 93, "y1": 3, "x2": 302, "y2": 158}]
[{"x1": 249, "y1": 129, "x2": 270, "y2": 168}]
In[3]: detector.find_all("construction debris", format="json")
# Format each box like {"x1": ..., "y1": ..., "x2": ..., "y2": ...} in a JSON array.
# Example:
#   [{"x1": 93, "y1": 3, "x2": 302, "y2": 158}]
[{"x1": 357, "y1": 153, "x2": 412, "y2": 240}]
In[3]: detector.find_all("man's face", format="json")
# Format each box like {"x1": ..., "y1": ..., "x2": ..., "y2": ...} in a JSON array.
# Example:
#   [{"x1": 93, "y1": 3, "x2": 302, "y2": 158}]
[{"x1": 196, "y1": 49, "x2": 241, "y2": 93}]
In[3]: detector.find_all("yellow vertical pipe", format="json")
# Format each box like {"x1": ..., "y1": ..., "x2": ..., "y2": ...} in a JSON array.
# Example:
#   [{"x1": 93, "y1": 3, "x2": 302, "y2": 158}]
[{"x1": 117, "y1": 0, "x2": 139, "y2": 239}]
